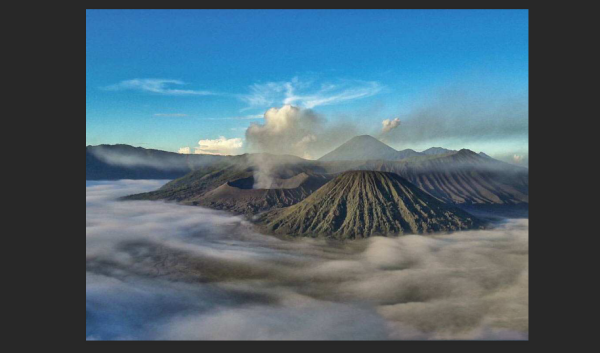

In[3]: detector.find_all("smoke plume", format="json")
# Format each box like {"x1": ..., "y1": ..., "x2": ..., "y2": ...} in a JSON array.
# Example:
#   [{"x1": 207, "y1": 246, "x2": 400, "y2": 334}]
[
  {"x1": 245, "y1": 105, "x2": 323, "y2": 159},
  {"x1": 245, "y1": 105, "x2": 366, "y2": 159},
  {"x1": 381, "y1": 118, "x2": 401, "y2": 134},
  {"x1": 381, "y1": 88, "x2": 528, "y2": 155}
]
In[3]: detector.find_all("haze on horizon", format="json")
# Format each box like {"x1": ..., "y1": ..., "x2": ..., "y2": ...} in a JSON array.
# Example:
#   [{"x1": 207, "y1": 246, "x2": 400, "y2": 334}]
[{"x1": 86, "y1": 10, "x2": 528, "y2": 165}]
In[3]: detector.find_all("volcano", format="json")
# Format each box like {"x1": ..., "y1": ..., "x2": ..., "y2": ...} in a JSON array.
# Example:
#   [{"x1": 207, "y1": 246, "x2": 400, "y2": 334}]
[
  {"x1": 258, "y1": 171, "x2": 485, "y2": 239},
  {"x1": 318, "y1": 135, "x2": 422, "y2": 162}
]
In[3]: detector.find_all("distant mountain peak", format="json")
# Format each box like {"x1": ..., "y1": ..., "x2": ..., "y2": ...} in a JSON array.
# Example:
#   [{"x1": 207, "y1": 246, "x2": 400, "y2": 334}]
[
  {"x1": 318, "y1": 135, "x2": 401, "y2": 162},
  {"x1": 320, "y1": 136, "x2": 490, "y2": 162},
  {"x1": 351, "y1": 135, "x2": 381, "y2": 142},
  {"x1": 318, "y1": 135, "x2": 427, "y2": 162},
  {"x1": 457, "y1": 148, "x2": 475, "y2": 153}
]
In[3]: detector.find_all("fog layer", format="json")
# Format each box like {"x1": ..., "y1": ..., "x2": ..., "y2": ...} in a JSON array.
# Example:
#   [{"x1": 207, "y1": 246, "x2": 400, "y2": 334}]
[{"x1": 86, "y1": 181, "x2": 528, "y2": 340}]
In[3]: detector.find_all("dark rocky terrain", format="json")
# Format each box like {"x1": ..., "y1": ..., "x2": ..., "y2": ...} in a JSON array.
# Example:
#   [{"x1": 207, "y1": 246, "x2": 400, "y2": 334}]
[
  {"x1": 184, "y1": 173, "x2": 331, "y2": 215},
  {"x1": 122, "y1": 154, "x2": 330, "y2": 215}
]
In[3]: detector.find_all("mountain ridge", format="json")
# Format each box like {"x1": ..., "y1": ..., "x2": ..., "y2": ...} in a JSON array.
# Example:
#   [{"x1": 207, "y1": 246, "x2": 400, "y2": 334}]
[
  {"x1": 322, "y1": 149, "x2": 528, "y2": 206},
  {"x1": 86, "y1": 144, "x2": 225, "y2": 180},
  {"x1": 318, "y1": 136, "x2": 471, "y2": 162},
  {"x1": 422, "y1": 147, "x2": 456, "y2": 156},
  {"x1": 122, "y1": 143, "x2": 528, "y2": 210}
]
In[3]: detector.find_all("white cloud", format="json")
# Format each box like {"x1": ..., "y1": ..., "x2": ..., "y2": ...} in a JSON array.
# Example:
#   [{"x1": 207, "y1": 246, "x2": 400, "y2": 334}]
[
  {"x1": 240, "y1": 77, "x2": 382, "y2": 110},
  {"x1": 194, "y1": 136, "x2": 243, "y2": 156},
  {"x1": 245, "y1": 105, "x2": 322, "y2": 156},
  {"x1": 244, "y1": 104, "x2": 362, "y2": 161},
  {"x1": 103, "y1": 77, "x2": 381, "y2": 109},
  {"x1": 295, "y1": 82, "x2": 382, "y2": 109},
  {"x1": 104, "y1": 79, "x2": 214, "y2": 96},
  {"x1": 179, "y1": 137, "x2": 244, "y2": 157}
]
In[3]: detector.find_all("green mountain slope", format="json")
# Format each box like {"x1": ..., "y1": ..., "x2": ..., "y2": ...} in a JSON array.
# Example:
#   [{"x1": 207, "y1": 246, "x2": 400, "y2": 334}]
[{"x1": 258, "y1": 171, "x2": 485, "y2": 239}]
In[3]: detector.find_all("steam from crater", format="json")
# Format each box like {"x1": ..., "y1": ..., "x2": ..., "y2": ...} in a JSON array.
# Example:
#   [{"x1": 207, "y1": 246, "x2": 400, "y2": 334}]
[
  {"x1": 245, "y1": 105, "x2": 360, "y2": 188},
  {"x1": 245, "y1": 105, "x2": 322, "y2": 159},
  {"x1": 249, "y1": 153, "x2": 278, "y2": 189},
  {"x1": 381, "y1": 118, "x2": 401, "y2": 134}
]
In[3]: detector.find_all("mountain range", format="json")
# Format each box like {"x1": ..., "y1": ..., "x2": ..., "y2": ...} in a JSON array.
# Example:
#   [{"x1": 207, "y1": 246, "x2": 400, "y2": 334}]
[
  {"x1": 90, "y1": 136, "x2": 528, "y2": 238},
  {"x1": 87, "y1": 137, "x2": 469, "y2": 180},
  {"x1": 318, "y1": 135, "x2": 452, "y2": 162}
]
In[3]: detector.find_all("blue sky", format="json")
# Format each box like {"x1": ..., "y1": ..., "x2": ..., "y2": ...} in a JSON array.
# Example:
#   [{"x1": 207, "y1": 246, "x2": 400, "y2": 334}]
[{"x1": 86, "y1": 10, "x2": 528, "y2": 162}]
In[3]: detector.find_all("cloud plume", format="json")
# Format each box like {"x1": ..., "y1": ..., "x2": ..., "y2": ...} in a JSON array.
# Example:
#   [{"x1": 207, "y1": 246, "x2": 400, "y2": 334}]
[
  {"x1": 87, "y1": 181, "x2": 529, "y2": 340},
  {"x1": 246, "y1": 105, "x2": 322, "y2": 159},
  {"x1": 245, "y1": 105, "x2": 360, "y2": 160}
]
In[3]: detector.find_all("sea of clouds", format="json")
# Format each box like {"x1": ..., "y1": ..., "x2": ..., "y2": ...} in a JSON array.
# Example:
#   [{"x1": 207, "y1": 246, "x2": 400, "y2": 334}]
[{"x1": 86, "y1": 180, "x2": 528, "y2": 340}]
